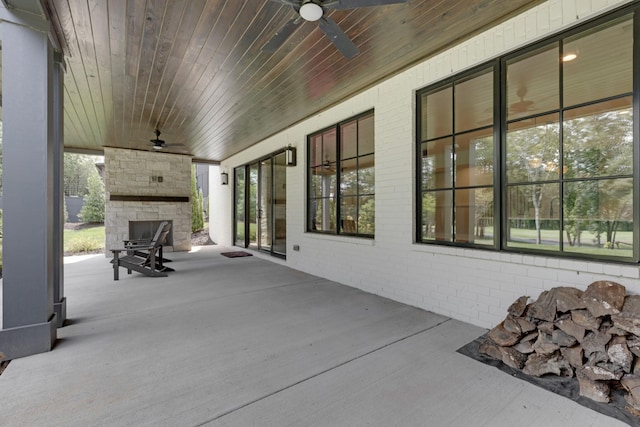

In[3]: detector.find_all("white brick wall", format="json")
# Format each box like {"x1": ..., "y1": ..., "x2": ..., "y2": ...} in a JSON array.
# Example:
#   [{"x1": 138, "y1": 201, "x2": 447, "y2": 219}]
[
  {"x1": 210, "y1": 0, "x2": 638, "y2": 329},
  {"x1": 105, "y1": 148, "x2": 192, "y2": 252}
]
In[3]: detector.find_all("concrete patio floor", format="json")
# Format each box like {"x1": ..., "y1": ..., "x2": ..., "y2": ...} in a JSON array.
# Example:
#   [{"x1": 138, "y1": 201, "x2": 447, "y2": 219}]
[{"x1": 0, "y1": 246, "x2": 624, "y2": 426}]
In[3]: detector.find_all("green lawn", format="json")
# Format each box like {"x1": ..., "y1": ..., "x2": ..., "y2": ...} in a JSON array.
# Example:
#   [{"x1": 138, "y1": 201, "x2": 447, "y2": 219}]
[
  {"x1": 64, "y1": 224, "x2": 105, "y2": 253},
  {"x1": 0, "y1": 225, "x2": 106, "y2": 269},
  {"x1": 507, "y1": 228, "x2": 633, "y2": 258},
  {"x1": 236, "y1": 221, "x2": 257, "y2": 241}
]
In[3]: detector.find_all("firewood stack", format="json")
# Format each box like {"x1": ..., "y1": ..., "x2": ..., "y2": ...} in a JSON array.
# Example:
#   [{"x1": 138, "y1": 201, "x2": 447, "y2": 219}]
[{"x1": 480, "y1": 281, "x2": 640, "y2": 415}]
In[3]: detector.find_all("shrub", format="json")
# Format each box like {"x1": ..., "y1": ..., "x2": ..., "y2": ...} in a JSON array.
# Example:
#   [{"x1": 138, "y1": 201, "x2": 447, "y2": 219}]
[
  {"x1": 191, "y1": 165, "x2": 204, "y2": 232},
  {"x1": 79, "y1": 172, "x2": 105, "y2": 223},
  {"x1": 66, "y1": 237, "x2": 102, "y2": 253}
]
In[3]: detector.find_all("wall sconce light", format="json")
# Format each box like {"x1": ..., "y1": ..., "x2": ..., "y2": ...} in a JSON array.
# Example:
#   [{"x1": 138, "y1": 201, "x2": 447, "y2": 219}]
[
  {"x1": 285, "y1": 145, "x2": 296, "y2": 166},
  {"x1": 220, "y1": 172, "x2": 229, "y2": 185}
]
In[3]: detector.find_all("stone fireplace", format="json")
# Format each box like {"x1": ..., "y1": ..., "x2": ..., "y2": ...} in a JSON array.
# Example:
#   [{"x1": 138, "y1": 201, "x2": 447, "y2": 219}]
[{"x1": 104, "y1": 148, "x2": 192, "y2": 253}]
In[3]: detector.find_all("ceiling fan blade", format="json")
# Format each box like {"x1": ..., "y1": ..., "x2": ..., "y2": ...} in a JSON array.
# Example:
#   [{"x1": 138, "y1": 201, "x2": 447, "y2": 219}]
[
  {"x1": 318, "y1": 17, "x2": 359, "y2": 59},
  {"x1": 327, "y1": 0, "x2": 408, "y2": 10},
  {"x1": 267, "y1": 0, "x2": 301, "y2": 6},
  {"x1": 262, "y1": 17, "x2": 301, "y2": 52}
]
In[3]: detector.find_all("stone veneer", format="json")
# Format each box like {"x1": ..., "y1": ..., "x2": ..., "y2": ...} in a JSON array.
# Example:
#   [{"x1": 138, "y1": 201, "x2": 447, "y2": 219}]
[{"x1": 104, "y1": 147, "x2": 192, "y2": 252}]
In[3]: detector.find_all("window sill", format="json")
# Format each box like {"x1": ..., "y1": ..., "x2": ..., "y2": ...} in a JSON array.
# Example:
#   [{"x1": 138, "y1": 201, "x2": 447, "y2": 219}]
[{"x1": 305, "y1": 232, "x2": 375, "y2": 246}]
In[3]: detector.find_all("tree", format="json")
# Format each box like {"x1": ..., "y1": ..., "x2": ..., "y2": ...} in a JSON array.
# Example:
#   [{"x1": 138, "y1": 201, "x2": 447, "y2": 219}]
[
  {"x1": 64, "y1": 153, "x2": 99, "y2": 196},
  {"x1": 563, "y1": 110, "x2": 633, "y2": 249},
  {"x1": 78, "y1": 172, "x2": 105, "y2": 223},
  {"x1": 506, "y1": 106, "x2": 633, "y2": 251},
  {"x1": 506, "y1": 122, "x2": 560, "y2": 244},
  {"x1": 191, "y1": 165, "x2": 204, "y2": 232}
]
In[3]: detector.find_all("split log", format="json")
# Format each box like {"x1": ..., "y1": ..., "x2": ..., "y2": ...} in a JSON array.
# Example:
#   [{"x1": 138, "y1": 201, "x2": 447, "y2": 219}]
[
  {"x1": 508, "y1": 295, "x2": 529, "y2": 317},
  {"x1": 555, "y1": 287, "x2": 585, "y2": 313},
  {"x1": 556, "y1": 318, "x2": 586, "y2": 342},
  {"x1": 581, "y1": 281, "x2": 626, "y2": 318},
  {"x1": 571, "y1": 309, "x2": 602, "y2": 331},
  {"x1": 523, "y1": 352, "x2": 572, "y2": 377},
  {"x1": 527, "y1": 290, "x2": 557, "y2": 322},
  {"x1": 576, "y1": 369, "x2": 610, "y2": 403},
  {"x1": 532, "y1": 332, "x2": 560, "y2": 355},
  {"x1": 621, "y1": 375, "x2": 640, "y2": 414},
  {"x1": 608, "y1": 336, "x2": 633, "y2": 373},
  {"x1": 487, "y1": 322, "x2": 522, "y2": 347},
  {"x1": 560, "y1": 346, "x2": 584, "y2": 368},
  {"x1": 581, "y1": 364, "x2": 623, "y2": 381}
]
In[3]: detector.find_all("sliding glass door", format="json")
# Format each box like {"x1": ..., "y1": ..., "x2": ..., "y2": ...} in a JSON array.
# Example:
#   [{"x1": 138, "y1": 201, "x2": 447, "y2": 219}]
[
  {"x1": 249, "y1": 163, "x2": 259, "y2": 248},
  {"x1": 234, "y1": 167, "x2": 246, "y2": 246},
  {"x1": 234, "y1": 151, "x2": 287, "y2": 258},
  {"x1": 272, "y1": 152, "x2": 287, "y2": 255},
  {"x1": 259, "y1": 159, "x2": 272, "y2": 252}
]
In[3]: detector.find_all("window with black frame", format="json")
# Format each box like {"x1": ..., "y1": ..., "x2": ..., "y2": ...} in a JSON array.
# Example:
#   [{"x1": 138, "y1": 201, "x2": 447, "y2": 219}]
[
  {"x1": 307, "y1": 111, "x2": 375, "y2": 237},
  {"x1": 418, "y1": 69, "x2": 495, "y2": 246},
  {"x1": 417, "y1": 10, "x2": 636, "y2": 262}
]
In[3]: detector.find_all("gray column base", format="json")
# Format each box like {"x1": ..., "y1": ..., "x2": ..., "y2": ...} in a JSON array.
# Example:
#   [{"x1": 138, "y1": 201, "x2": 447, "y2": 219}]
[
  {"x1": 54, "y1": 297, "x2": 67, "y2": 328},
  {"x1": 0, "y1": 314, "x2": 57, "y2": 361}
]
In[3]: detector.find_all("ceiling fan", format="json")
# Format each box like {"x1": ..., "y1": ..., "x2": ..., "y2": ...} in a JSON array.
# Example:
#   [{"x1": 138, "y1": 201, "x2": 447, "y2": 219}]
[
  {"x1": 149, "y1": 129, "x2": 187, "y2": 152},
  {"x1": 262, "y1": 0, "x2": 409, "y2": 59},
  {"x1": 509, "y1": 87, "x2": 535, "y2": 116}
]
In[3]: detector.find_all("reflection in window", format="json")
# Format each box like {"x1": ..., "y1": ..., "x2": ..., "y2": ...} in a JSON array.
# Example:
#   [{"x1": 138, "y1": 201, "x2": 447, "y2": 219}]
[
  {"x1": 419, "y1": 69, "x2": 494, "y2": 246},
  {"x1": 417, "y1": 10, "x2": 635, "y2": 261},
  {"x1": 307, "y1": 111, "x2": 375, "y2": 237},
  {"x1": 503, "y1": 14, "x2": 633, "y2": 258},
  {"x1": 563, "y1": 17, "x2": 633, "y2": 108}
]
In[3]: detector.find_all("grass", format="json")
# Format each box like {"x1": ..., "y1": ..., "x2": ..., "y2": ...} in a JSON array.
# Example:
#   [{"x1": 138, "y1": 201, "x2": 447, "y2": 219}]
[
  {"x1": 0, "y1": 226, "x2": 103, "y2": 268},
  {"x1": 507, "y1": 228, "x2": 634, "y2": 258},
  {"x1": 236, "y1": 221, "x2": 257, "y2": 241},
  {"x1": 64, "y1": 224, "x2": 105, "y2": 253}
]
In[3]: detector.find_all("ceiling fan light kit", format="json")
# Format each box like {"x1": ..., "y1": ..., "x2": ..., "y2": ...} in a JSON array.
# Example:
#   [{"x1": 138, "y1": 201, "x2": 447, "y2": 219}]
[
  {"x1": 300, "y1": 2, "x2": 323, "y2": 21},
  {"x1": 148, "y1": 129, "x2": 187, "y2": 153}
]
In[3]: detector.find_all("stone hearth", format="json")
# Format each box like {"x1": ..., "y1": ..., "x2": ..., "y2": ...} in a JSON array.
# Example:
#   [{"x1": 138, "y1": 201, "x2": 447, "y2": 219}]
[{"x1": 104, "y1": 148, "x2": 192, "y2": 252}]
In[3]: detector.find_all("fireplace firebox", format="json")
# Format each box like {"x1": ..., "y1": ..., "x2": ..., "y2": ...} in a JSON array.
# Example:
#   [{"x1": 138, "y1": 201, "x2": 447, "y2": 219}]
[{"x1": 129, "y1": 220, "x2": 174, "y2": 247}]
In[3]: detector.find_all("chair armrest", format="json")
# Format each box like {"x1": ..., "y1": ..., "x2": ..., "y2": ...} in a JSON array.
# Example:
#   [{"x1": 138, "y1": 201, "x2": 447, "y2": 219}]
[{"x1": 124, "y1": 238, "x2": 152, "y2": 248}]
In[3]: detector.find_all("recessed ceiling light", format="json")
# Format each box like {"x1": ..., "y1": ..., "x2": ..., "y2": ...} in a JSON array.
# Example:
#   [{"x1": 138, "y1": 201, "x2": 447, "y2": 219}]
[{"x1": 562, "y1": 53, "x2": 577, "y2": 62}]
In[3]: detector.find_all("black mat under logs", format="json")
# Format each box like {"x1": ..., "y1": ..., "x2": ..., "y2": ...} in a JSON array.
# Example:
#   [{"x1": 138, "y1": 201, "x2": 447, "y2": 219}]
[{"x1": 457, "y1": 334, "x2": 640, "y2": 427}]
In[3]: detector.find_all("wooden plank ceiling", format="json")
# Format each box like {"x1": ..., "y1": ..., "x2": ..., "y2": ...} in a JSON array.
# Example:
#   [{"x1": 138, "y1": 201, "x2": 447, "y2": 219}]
[{"x1": 38, "y1": 0, "x2": 542, "y2": 162}]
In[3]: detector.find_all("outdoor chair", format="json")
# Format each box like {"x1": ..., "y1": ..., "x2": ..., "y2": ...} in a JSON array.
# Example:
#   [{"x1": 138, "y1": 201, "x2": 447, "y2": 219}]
[
  {"x1": 123, "y1": 221, "x2": 173, "y2": 265},
  {"x1": 109, "y1": 221, "x2": 174, "y2": 280}
]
